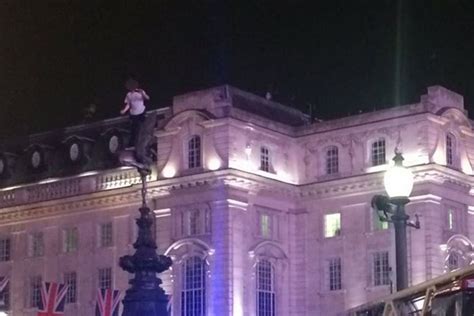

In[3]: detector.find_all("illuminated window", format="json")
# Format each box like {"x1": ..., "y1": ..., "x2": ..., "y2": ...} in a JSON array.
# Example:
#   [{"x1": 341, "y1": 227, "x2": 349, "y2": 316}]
[
  {"x1": 371, "y1": 138, "x2": 386, "y2": 166},
  {"x1": 324, "y1": 213, "x2": 341, "y2": 238},
  {"x1": 326, "y1": 146, "x2": 339, "y2": 175},
  {"x1": 373, "y1": 252, "x2": 390, "y2": 286},
  {"x1": 63, "y1": 227, "x2": 78, "y2": 253},
  {"x1": 204, "y1": 209, "x2": 211, "y2": 234},
  {"x1": 446, "y1": 133, "x2": 455, "y2": 166},
  {"x1": 99, "y1": 222, "x2": 113, "y2": 247},
  {"x1": 256, "y1": 259, "x2": 276, "y2": 316},
  {"x1": 448, "y1": 209, "x2": 454, "y2": 230},
  {"x1": 29, "y1": 232, "x2": 44, "y2": 257},
  {"x1": 0, "y1": 238, "x2": 10, "y2": 262},
  {"x1": 29, "y1": 275, "x2": 42, "y2": 308},
  {"x1": 328, "y1": 258, "x2": 342, "y2": 291},
  {"x1": 260, "y1": 214, "x2": 271, "y2": 238},
  {"x1": 260, "y1": 146, "x2": 270, "y2": 172},
  {"x1": 98, "y1": 267, "x2": 112, "y2": 289},
  {"x1": 64, "y1": 272, "x2": 77, "y2": 303},
  {"x1": 181, "y1": 256, "x2": 206, "y2": 316},
  {"x1": 373, "y1": 213, "x2": 389, "y2": 231},
  {"x1": 188, "y1": 136, "x2": 201, "y2": 169}
]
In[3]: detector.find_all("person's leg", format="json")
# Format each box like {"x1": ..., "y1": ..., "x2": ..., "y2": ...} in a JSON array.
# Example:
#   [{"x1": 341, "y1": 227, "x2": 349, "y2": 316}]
[{"x1": 129, "y1": 115, "x2": 139, "y2": 147}]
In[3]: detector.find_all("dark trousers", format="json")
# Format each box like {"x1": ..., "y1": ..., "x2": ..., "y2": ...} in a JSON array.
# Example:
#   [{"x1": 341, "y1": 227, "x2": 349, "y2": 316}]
[{"x1": 129, "y1": 113, "x2": 146, "y2": 147}]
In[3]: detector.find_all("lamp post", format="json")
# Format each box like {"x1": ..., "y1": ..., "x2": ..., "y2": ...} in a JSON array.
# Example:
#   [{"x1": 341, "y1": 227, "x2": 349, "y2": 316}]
[{"x1": 372, "y1": 151, "x2": 419, "y2": 291}]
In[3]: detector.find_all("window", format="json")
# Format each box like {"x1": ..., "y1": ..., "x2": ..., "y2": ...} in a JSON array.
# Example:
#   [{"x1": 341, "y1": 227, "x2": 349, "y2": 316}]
[
  {"x1": 99, "y1": 222, "x2": 113, "y2": 247},
  {"x1": 204, "y1": 209, "x2": 211, "y2": 234},
  {"x1": 324, "y1": 213, "x2": 341, "y2": 238},
  {"x1": 256, "y1": 260, "x2": 276, "y2": 316},
  {"x1": 0, "y1": 238, "x2": 10, "y2": 262},
  {"x1": 182, "y1": 210, "x2": 200, "y2": 236},
  {"x1": 188, "y1": 136, "x2": 201, "y2": 169},
  {"x1": 98, "y1": 268, "x2": 112, "y2": 289},
  {"x1": 181, "y1": 256, "x2": 206, "y2": 316},
  {"x1": 29, "y1": 232, "x2": 44, "y2": 257},
  {"x1": 446, "y1": 133, "x2": 455, "y2": 166},
  {"x1": 371, "y1": 138, "x2": 386, "y2": 166},
  {"x1": 373, "y1": 213, "x2": 389, "y2": 231},
  {"x1": 373, "y1": 252, "x2": 390, "y2": 286},
  {"x1": 328, "y1": 258, "x2": 342, "y2": 291},
  {"x1": 29, "y1": 275, "x2": 42, "y2": 308},
  {"x1": 0, "y1": 277, "x2": 9, "y2": 310},
  {"x1": 259, "y1": 214, "x2": 271, "y2": 238},
  {"x1": 326, "y1": 146, "x2": 339, "y2": 175},
  {"x1": 64, "y1": 272, "x2": 77, "y2": 303},
  {"x1": 260, "y1": 146, "x2": 270, "y2": 172},
  {"x1": 63, "y1": 227, "x2": 78, "y2": 253},
  {"x1": 448, "y1": 209, "x2": 454, "y2": 230},
  {"x1": 447, "y1": 252, "x2": 460, "y2": 271}
]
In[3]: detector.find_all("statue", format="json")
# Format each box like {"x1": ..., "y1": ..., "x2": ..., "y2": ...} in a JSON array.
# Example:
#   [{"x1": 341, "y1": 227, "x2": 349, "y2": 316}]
[{"x1": 118, "y1": 111, "x2": 173, "y2": 316}]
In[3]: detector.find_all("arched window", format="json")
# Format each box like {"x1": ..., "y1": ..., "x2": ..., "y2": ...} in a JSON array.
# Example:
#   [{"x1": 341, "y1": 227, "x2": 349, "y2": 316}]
[
  {"x1": 188, "y1": 136, "x2": 201, "y2": 169},
  {"x1": 181, "y1": 256, "x2": 206, "y2": 316},
  {"x1": 446, "y1": 133, "x2": 455, "y2": 166},
  {"x1": 256, "y1": 259, "x2": 276, "y2": 316},
  {"x1": 371, "y1": 138, "x2": 386, "y2": 166},
  {"x1": 326, "y1": 146, "x2": 339, "y2": 175}
]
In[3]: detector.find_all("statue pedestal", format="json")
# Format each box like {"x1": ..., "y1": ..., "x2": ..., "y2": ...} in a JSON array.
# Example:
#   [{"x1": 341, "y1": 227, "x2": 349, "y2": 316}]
[{"x1": 120, "y1": 206, "x2": 172, "y2": 316}]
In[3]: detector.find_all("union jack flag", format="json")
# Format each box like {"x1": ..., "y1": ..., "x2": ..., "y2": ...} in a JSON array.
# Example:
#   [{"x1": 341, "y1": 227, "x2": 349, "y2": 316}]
[
  {"x1": 37, "y1": 282, "x2": 68, "y2": 316},
  {"x1": 96, "y1": 288, "x2": 121, "y2": 316}
]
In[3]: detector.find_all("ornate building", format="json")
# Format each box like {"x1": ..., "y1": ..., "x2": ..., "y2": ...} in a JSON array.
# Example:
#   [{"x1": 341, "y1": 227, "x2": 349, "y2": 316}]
[{"x1": 0, "y1": 85, "x2": 473, "y2": 315}]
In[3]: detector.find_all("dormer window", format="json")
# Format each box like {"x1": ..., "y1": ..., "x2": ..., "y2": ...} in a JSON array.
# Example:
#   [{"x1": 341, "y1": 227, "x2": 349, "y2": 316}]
[
  {"x1": 371, "y1": 138, "x2": 386, "y2": 166},
  {"x1": 188, "y1": 135, "x2": 201, "y2": 169},
  {"x1": 326, "y1": 146, "x2": 339, "y2": 175},
  {"x1": 446, "y1": 133, "x2": 455, "y2": 166}
]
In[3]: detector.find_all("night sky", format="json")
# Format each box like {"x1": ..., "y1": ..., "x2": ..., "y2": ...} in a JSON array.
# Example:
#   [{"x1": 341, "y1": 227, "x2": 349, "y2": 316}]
[{"x1": 1, "y1": 1, "x2": 474, "y2": 137}]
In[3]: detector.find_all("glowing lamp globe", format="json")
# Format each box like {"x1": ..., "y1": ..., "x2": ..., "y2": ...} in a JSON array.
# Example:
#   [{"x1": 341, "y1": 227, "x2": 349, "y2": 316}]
[{"x1": 383, "y1": 153, "x2": 414, "y2": 198}]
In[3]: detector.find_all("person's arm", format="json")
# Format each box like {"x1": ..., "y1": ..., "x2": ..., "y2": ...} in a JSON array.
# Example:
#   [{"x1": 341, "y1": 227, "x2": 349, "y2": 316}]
[
  {"x1": 139, "y1": 89, "x2": 150, "y2": 100},
  {"x1": 120, "y1": 95, "x2": 130, "y2": 114}
]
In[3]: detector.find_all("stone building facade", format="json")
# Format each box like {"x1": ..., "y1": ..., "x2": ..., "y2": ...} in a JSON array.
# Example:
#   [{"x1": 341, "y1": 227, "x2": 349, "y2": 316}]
[{"x1": 0, "y1": 85, "x2": 473, "y2": 315}]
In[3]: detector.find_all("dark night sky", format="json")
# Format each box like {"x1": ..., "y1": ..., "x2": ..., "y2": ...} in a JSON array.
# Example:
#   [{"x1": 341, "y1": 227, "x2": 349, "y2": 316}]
[{"x1": 1, "y1": 1, "x2": 474, "y2": 137}]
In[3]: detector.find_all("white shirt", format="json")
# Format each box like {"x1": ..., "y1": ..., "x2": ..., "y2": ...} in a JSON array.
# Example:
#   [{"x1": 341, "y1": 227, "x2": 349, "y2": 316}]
[{"x1": 124, "y1": 90, "x2": 147, "y2": 115}]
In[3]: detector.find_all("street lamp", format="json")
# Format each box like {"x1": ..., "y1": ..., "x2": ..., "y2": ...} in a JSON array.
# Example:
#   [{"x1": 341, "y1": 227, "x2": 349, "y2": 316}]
[{"x1": 372, "y1": 151, "x2": 420, "y2": 291}]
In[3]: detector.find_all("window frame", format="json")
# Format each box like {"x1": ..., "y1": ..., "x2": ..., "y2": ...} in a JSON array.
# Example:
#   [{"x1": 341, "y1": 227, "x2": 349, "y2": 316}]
[
  {"x1": 370, "y1": 138, "x2": 386, "y2": 166},
  {"x1": 29, "y1": 275, "x2": 42, "y2": 308},
  {"x1": 98, "y1": 267, "x2": 112, "y2": 290},
  {"x1": 324, "y1": 213, "x2": 341, "y2": 238},
  {"x1": 372, "y1": 251, "x2": 391, "y2": 286},
  {"x1": 446, "y1": 133, "x2": 455, "y2": 166},
  {"x1": 328, "y1": 257, "x2": 342, "y2": 291},
  {"x1": 181, "y1": 256, "x2": 207, "y2": 316},
  {"x1": 99, "y1": 222, "x2": 113, "y2": 248},
  {"x1": 188, "y1": 135, "x2": 202, "y2": 169},
  {"x1": 260, "y1": 146, "x2": 271, "y2": 172},
  {"x1": 63, "y1": 227, "x2": 79, "y2": 253},
  {"x1": 325, "y1": 145, "x2": 339, "y2": 175},
  {"x1": 64, "y1": 271, "x2": 77, "y2": 304},
  {"x1": 29, "y1": 232, "x2": 44, "y2": 257},
  {"x1": 0, "y1": 238, "x2": 11, "y2": 262},
  {"x1": 256, "y1": 259, "x2": 276, "y2": 316}
]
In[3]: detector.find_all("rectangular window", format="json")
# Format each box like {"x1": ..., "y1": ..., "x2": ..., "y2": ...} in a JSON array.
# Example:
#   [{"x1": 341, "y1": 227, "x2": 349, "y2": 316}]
[
  {"x1": 448, "y1": 209, "x2": 454, "y2": 230},
  {"x1": 324, "y1": 213, "x2": 341, "y2": 238},
  {"x1": 0, "y1": 238, "x2": 10, "y2": 262},
  {"x1": 260, "y1": 146, "x2": 270, "y2": 172},
  {"x1": 63, "y1": 227, "x2": 78, "y2": 253},
  {"x1": 446, "y1": 134, "x2": 454, "y2": 166},
  {"x1": 373, "y1": 252, "x2": 390, "y2": 286},
  {"x1": 29, "y1": 232, "x2": 44, "y2": 257},
  {"x1": 98, "y1": 267, "x2": 112, "y2": 289},
  {"x1": 371, "y1": 139, "x2": 386, "y2": 166},
  {"x1": 326, "y1": 146, "x2": 339, "y2": 175},
  {"x1": 29, "y1": 275, "x2": 42, "y2": 308},
  {"x1": 260, "y1": 214, "x2": 271, "y2": 238},
  {"x1": 204, "y1": 209, "x2": 211, "y2": 234},
  {"x1": 328, "y1": 258, "x2": 342, "y2": 291},
  {"x1": 188, "y1": 136, "x2": 201, "y2": 169},
  {"x1": 64, "y1": 272, "x2": 77, "y2": 303},
  {"x1": 99, "y1": 222, "x2": 113, "y2": 247},
  {"x1": 373, "y1": 213, "x2": 389, "y2": 231}
]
